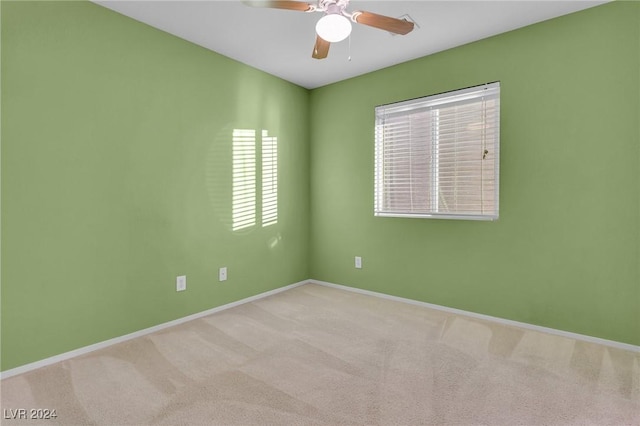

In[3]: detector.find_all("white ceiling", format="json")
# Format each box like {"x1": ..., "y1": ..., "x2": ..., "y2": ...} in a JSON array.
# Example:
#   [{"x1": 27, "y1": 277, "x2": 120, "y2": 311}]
[{"x1": 94, "y1": 0, "x2": 608, "y2": 89}]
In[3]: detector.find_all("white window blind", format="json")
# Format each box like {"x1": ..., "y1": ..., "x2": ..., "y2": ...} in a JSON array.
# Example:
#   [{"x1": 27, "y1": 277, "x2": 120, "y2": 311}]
[{"x1": 375, "y1": 82, "x2": 500, "y2": 220}]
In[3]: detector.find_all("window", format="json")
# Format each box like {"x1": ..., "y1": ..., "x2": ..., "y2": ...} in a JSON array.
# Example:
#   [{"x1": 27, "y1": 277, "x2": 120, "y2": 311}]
[
  {"x1": 374, "y1": 82, "x2": 500, "y2": 220},
  {"x1": 232, "y1": 129, "x2": 278, "y2": 231}
]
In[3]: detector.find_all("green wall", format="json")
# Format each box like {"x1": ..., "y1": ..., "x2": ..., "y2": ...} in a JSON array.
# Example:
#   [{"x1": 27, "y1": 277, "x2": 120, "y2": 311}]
[
  {"x1": 309, "y1": 2, "x2": 640, "y2": 346},
  {"x1": 1, "y1": 1, "x2": 310, "y2": 371},
  {"x1": 2, "y1": 1, "x2": 639, "y2": 373}
]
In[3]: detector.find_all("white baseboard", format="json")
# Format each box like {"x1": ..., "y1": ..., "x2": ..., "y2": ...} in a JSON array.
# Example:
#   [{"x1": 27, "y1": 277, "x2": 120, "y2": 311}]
[
  {"x1": 3, "y1": 278, "x2": 637, "y2": 380},
  {"x1": 0, "y1": 280, "x2": 308, "y2": 380},
  {"x1": 311, "y1": 280, "x2": 640, "y2": 353}
]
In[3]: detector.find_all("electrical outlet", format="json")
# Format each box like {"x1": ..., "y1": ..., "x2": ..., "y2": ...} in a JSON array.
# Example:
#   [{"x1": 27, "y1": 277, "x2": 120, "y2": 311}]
[
  {"x1": 355, "y1": 256, "x2": 362, "y2": 269},
  {"x1": 176, "y1": 275, "x2": 186, "y2": 292},
  {"x1": 219, "y1": 267, "x2": 227, "y2": 282}
]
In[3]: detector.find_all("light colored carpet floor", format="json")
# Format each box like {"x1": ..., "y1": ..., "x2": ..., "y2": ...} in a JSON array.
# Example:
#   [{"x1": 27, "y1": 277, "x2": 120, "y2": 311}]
[{"x1": 1, "y1": 283, "x2": 639, "y2": 425}]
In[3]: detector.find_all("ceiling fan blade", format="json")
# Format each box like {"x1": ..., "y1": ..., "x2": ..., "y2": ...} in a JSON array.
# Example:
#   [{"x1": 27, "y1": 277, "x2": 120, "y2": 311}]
[
  {"x1": 243, "y1": 1, "x2": 315, "y2": 12},
  {"x1": 312, "y1": 35, "x2": 330, "y2": 59},
  {"x1": 352, "y1": 10, "x2": 414, "y2": 35}
]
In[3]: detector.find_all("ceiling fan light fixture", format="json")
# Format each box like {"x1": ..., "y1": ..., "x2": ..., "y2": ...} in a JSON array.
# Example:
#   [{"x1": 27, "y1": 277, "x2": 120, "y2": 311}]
[{"x1": 315, "y1": 14, "x2": 352, "y2": 43}]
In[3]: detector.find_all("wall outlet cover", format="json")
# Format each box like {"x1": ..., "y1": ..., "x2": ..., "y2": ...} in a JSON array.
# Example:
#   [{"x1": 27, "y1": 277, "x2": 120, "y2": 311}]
[
  {"x1": 219, "y1": 267, "x2": 227, "y2": 282},
  {"x1": 176, "y1": 275, "x2": 186, "y2": 292}
]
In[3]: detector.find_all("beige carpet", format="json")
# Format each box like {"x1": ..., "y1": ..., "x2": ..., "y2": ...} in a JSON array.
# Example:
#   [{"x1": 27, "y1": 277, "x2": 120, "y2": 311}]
[{"x1": 1, "y1": 283, "x2": 639, "y2": 425}]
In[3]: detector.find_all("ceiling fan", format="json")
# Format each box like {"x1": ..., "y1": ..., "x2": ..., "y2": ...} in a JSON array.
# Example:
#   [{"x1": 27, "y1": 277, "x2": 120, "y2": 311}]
[{"x1": 244, "y1": 0, "x2": 415, "y2": 59}]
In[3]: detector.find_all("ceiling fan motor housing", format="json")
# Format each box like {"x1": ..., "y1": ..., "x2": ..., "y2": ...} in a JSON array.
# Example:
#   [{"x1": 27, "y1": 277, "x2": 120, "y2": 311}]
[{"x1": 319, "y1": 0, "x2": 349, "y2": 16}]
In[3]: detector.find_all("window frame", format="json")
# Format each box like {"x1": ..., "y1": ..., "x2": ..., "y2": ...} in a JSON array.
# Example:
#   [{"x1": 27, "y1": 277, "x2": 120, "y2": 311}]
[{"x1": 374, "y1": 82, "x2": 500, "y2": 221}]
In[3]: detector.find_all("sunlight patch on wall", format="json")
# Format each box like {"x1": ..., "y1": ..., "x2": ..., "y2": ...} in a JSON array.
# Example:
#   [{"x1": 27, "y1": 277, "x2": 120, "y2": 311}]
[
  {"x1": 232, "y1": 129, "x2": 278, "y2": 232},
  {"x1": 262, "y1": 130, "x2": 278, "y2": 227},
  {"x1": 232, "y1": 129, "x2": 256, "y2": 231}
]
